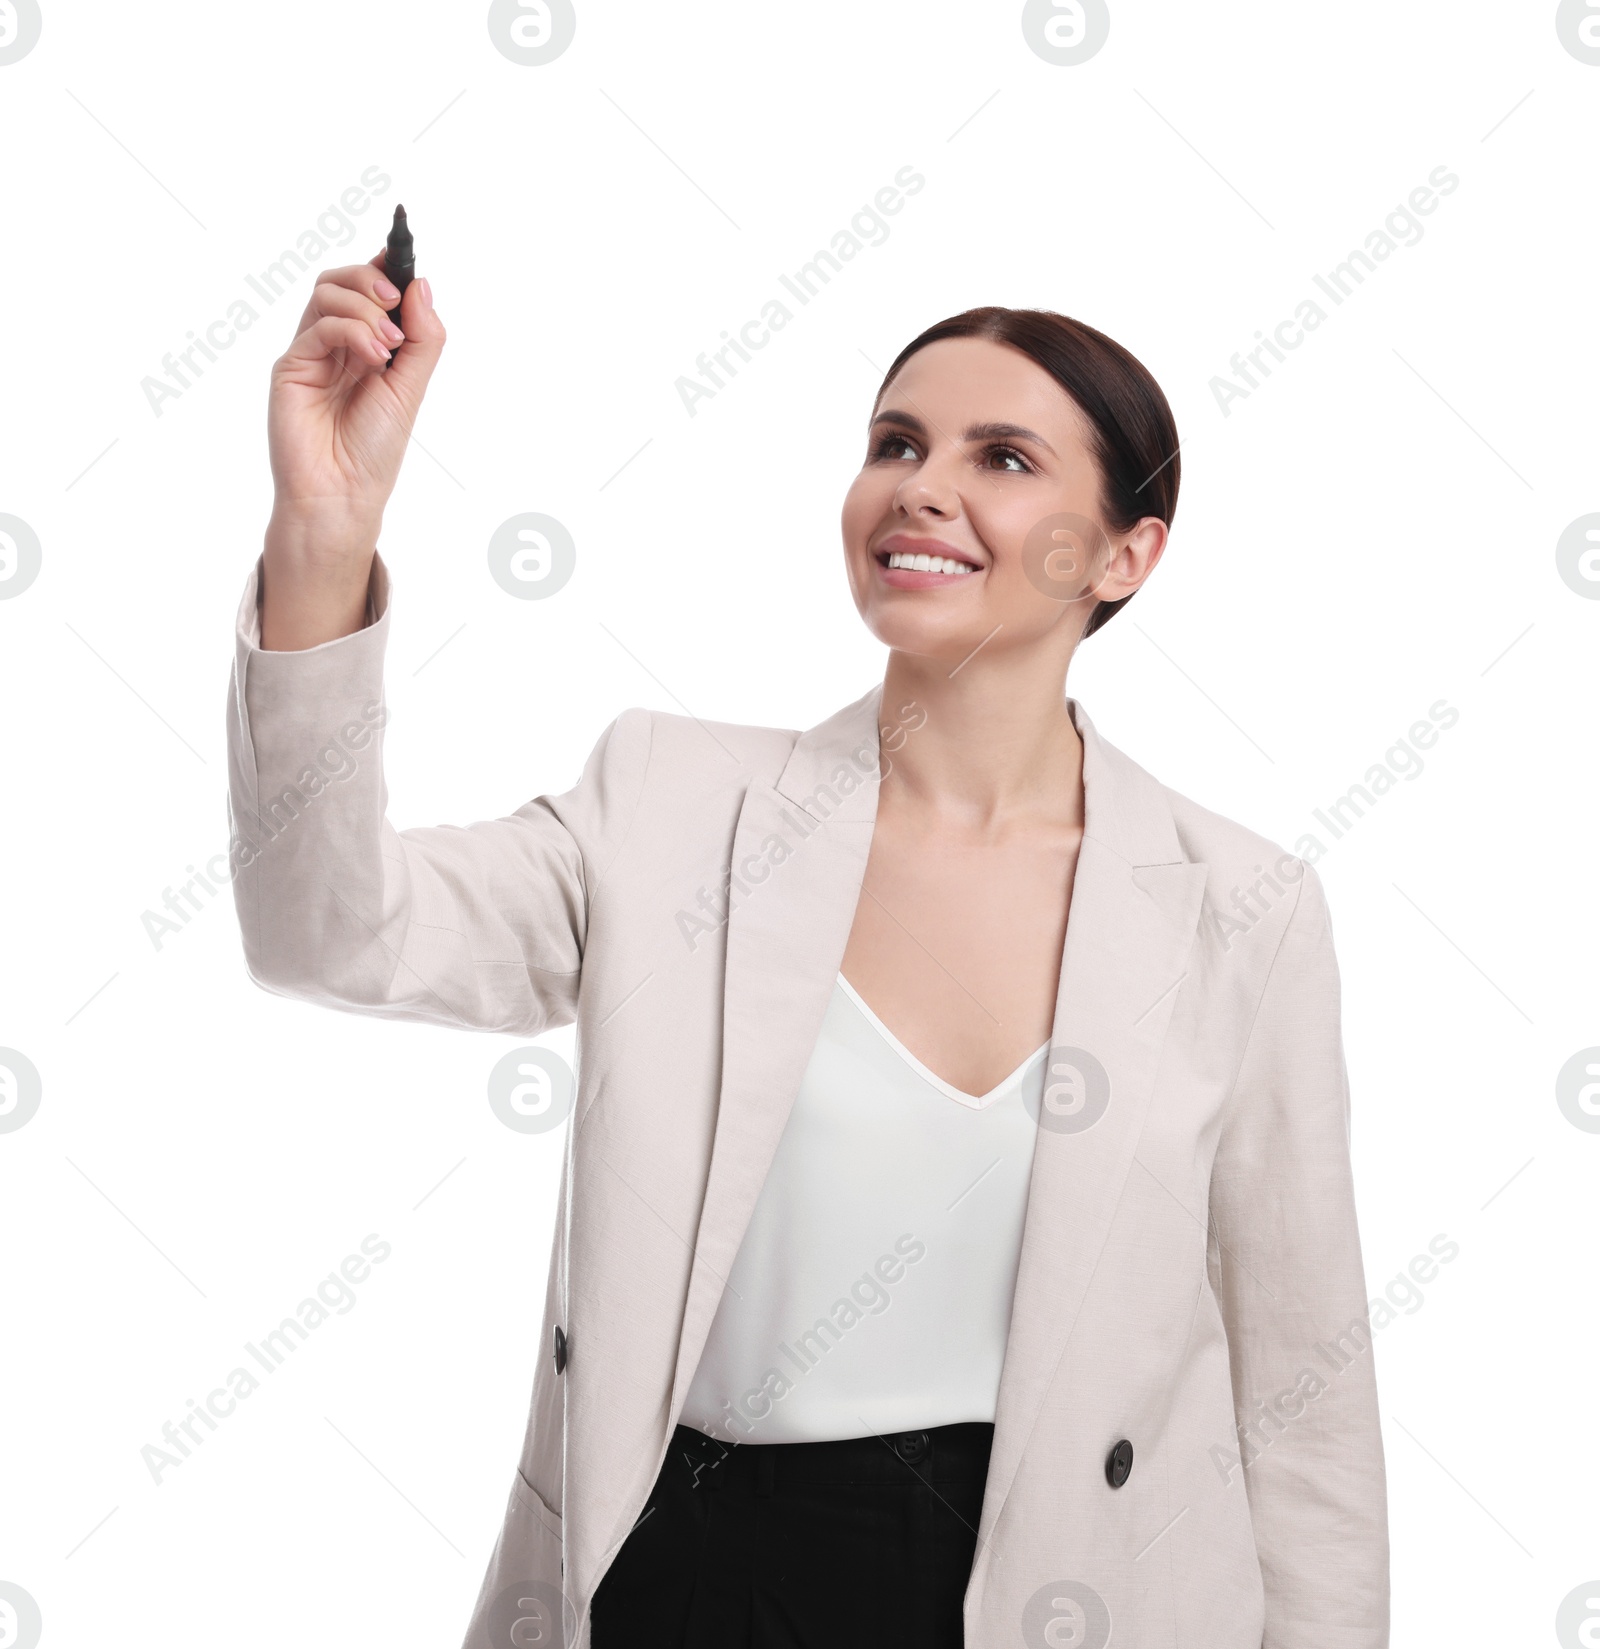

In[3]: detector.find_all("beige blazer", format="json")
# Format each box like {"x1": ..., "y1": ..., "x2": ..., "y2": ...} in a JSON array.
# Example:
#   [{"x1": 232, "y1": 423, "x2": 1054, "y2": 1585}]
[{"x1": 226, "y1": 552, "x2": 1389, "y2": 1649}]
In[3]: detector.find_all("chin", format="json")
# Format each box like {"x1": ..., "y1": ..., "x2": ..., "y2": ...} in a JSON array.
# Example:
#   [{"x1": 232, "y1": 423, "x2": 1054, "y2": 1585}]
[{"x1": 859, "y1": 606, "x2": 986, "y2": 661}]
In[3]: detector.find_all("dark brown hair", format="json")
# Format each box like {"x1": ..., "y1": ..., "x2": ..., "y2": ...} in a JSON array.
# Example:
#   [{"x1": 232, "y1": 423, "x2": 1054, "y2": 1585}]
[{"x1": 872, "y1": 307, "x2": 1179, "y2": 638}]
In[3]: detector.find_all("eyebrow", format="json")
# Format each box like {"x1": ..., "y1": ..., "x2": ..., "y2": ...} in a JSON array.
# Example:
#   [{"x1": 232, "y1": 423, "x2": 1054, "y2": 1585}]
[{"x1": 869, "y1": 408, "x2": 1058, "y2": 458}]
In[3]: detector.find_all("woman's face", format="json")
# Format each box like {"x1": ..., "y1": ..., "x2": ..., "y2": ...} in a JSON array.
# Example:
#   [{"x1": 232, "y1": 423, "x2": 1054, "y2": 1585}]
[{"x1": 840, "y1": 335, "x2": 1165, "y2": 667}]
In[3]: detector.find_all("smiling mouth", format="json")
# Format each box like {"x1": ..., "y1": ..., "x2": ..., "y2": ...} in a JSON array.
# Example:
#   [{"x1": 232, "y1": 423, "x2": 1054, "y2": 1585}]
[{"x1": 875, "y1": 548, "x2": 979, "y2": 576}]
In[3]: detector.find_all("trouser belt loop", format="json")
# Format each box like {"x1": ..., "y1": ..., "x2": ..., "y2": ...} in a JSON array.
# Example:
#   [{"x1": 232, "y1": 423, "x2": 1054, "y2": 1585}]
[{"x1": 756, "y1": 1447, "x2": 776, "y2": 1498}]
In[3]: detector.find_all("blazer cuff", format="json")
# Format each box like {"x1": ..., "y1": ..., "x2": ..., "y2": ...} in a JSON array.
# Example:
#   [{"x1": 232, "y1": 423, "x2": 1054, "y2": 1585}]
[{"x1": 228, "y1": 550, "x2": 392, "y2": 805}]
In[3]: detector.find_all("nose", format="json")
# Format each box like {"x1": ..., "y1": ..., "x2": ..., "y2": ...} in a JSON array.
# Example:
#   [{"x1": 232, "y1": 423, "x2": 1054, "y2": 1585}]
[{"x1": 894, "y1": 458, "x2": 958, "y2": 519}]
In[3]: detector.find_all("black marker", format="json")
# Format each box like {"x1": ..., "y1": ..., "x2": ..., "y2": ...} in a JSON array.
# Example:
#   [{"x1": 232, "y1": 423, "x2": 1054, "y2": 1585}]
[{"x1": 383, "y1": 205, "x2": 414, "y2": 367}]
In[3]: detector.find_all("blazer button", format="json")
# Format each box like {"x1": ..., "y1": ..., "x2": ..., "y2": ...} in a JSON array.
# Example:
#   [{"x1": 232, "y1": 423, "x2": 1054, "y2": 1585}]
[
  {"x1": 1105, "y1": 1438, "x2": 1133, "y2": 1488},
  {"x1": 553, "y1": 1324, "x2": 568, "y2": 1375}
]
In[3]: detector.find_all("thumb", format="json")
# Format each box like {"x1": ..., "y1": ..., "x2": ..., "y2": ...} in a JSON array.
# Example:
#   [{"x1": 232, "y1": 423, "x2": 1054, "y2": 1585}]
[{"x1": 385, "y1": 276, "x2": 446, "y2": 412}]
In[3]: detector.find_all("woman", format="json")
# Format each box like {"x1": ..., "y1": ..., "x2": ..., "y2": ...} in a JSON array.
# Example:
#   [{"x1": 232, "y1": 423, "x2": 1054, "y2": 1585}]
[{"x1": 228, "y1": 258, "x2": 1389, "y2": 1648}]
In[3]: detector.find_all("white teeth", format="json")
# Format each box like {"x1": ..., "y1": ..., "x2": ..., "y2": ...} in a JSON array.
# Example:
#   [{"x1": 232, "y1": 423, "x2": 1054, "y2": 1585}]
[{"x1": 886, "y1": 551, "x2": 974, "y2": 575}]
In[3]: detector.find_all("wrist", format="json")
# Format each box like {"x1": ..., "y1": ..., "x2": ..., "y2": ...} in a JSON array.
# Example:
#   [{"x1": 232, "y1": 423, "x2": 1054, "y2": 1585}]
[
  {"x1": 265, "y1": 500, "x2": 382, "y2": 570},
  {"x1": 260, "y1": 508, "x2": 381, "y2": 651}
]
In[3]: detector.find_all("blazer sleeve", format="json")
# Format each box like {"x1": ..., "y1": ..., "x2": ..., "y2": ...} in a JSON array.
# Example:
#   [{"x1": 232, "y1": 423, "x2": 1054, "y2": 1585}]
[
  {"x1": 224, "y1": 550, "x2": 651, "y2": 1035},
  {"x1": 1207, "y1": 862, "x2": 1390, "y2": 1649}
]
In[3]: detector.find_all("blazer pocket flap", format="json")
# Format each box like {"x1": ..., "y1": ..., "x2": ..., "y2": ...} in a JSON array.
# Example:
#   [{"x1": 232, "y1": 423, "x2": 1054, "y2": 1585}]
[{"x1": 510, "y1": 1467, "x2": 564, "y2": 1542}]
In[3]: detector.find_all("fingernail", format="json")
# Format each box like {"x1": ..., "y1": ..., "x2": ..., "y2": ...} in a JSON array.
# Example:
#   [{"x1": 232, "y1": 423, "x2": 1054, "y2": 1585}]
[
  {"x1": 375, "y1": 278, "x2": 401, "y2": 303},
  {"x1": 380, "y1": 319, "x2": 404, "y2": 343},
  {"x1": 418, "y1": 277, "x2": 433, "y2": 310}
]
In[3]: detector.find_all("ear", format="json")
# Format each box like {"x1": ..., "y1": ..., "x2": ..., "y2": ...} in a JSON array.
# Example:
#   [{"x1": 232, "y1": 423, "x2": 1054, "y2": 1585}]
[{"x1": 1094, "y1": 516, "x2": 1168, "y2": 603}]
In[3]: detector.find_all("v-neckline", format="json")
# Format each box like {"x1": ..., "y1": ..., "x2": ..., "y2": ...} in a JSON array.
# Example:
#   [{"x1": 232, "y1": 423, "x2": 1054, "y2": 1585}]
[{"x1": 834, "y1": 973, "x2": 1050, "y2": 1110}]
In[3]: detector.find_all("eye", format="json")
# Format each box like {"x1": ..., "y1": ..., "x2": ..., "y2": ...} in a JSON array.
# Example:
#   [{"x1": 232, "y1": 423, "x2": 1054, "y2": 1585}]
[
  {"x1": 986, "y1": 445, "x2": 1031, "y2": 474},
  {"x1": 869, "y1": 432, "x2": 918, "y2": 462}
]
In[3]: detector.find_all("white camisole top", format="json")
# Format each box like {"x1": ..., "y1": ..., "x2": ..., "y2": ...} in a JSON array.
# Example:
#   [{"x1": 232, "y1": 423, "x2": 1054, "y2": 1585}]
[{"x1": 679, "y1": 973, "x2": 1049, "y2": 1445}]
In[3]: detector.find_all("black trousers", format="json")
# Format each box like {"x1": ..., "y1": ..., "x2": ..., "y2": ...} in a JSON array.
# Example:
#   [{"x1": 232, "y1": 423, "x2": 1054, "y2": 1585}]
[{"x1": 589, "y1": 1420, "x2": 994, "y2": 1648}]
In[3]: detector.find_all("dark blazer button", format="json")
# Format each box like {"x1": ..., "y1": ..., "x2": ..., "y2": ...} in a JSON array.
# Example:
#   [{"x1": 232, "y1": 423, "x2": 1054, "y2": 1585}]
[
  {"x1": 1105, "y1": 1438, "x2": 1133, "y2": 1488},
  {"x1": 553, "y1": 1323, "x2": 568, "y2": 1375}
]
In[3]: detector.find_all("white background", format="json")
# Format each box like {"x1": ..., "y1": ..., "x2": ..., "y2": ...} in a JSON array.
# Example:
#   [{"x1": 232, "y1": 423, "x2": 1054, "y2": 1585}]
[{"x1": 2, "y1": 1, "x2": 1597, "y2": 1644}]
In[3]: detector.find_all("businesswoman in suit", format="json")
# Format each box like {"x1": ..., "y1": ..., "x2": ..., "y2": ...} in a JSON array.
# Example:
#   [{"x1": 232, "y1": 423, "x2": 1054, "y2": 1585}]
[{"x1": 229, "y1": 258, "x2": 1389, "y2": 1648}]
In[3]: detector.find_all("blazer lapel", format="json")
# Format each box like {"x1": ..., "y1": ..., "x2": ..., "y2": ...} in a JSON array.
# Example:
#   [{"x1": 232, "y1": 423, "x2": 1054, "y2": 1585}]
[
  {"x1": 667, "y1": 684, "x2": 887, "y2": 1420},
  {"x1": 663, "y1": 688, "x2": 1207, "y2": 1511},
  {"x1": 975, "y1": 700, "x2": 1208, "y2": 1538}
]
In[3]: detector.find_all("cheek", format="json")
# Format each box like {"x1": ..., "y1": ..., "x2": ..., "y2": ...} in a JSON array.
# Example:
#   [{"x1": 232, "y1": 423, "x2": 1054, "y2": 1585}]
[
  {"x1": 840, "y1": 472, "x2": 897, "y2": 542},
  {"x1": 971, "y1": 503, "x2": 1089, "y2": 630},
  {"x1": 964, "y1": 493, "x2": 1039, "y2": 575}
]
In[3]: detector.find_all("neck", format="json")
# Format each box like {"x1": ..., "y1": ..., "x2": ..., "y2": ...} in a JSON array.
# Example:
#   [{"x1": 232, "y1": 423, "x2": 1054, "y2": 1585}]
[{"x1": 877, "y1": 646, "x2": 1085, "y2": 832}]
